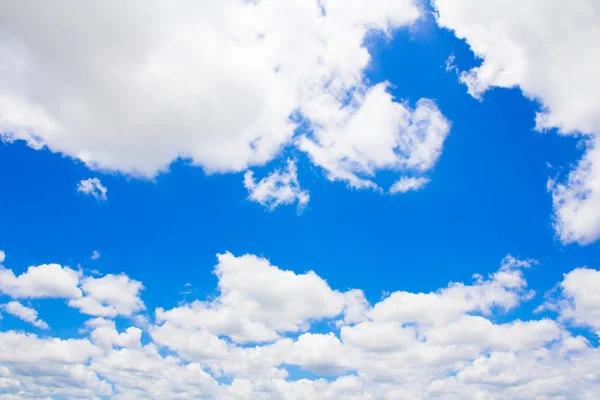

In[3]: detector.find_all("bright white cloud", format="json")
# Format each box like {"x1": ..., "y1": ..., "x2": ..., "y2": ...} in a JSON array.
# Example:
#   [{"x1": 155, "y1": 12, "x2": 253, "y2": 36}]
[
  {"x1": 299, "y1": 89, "x2": 450, "y2": 190},
  {"x1": 2, "y1": 301, "x2": 49, "y2": 330},
  {"x1": 0, "y1": 250, "x2": 5, "y2": 263},
  {"x1": 0, "y1": 263, "x2": 82, "y2": 299},
  {"x1": 390, "y1": 176, "x2": 430, "y2": 194},
  {"x1": 244, "y1": 160, "x2": 309, "y2": 211},
  {"x1": 0, "y1": 261, "x2": 145, "y2": 321},
  {"x1": 543, "y1": 268, "x2": 600, "y2": 336},
  {"x1": 1, "y1": 253, "x2": 600, "y2": 398},
  {"x1": 68, "y1": 274, "x2": 145, "y2": 318},
  {"x1": 77, "y1": 178, "x2": 107, "y2": 201},
  {"x1": 432, "y1": 0, "x2": 600, "y2": 245},
  {"x1": 0, "y1": 0, "x2": 448, "y2": 195},
  {"x1": 155, "y1": 252, "x2": 348, "y2": 344}
]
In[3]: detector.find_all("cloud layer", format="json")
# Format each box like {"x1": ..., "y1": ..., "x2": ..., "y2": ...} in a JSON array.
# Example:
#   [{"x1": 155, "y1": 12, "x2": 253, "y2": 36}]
[
  {"x1": 0, "y1": 0, "x2": 448, "y2": 198},
  {"x1": 0, "y1": 251, "x2": 599, "y2": 398}
]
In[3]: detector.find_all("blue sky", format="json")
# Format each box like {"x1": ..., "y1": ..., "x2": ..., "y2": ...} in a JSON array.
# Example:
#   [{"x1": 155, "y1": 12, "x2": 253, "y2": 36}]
[{"x1": 1, "y1": 1, "x2": 600, "y2": 399}]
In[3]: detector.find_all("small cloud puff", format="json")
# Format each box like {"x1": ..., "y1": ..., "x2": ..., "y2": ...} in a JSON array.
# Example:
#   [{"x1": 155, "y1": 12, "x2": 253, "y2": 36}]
[
  {"x1": 389, "y1": 176, "x2": 430, "y2": 194},
  {"x1": 77, "y1": 178, "x2": 107, "y2": 201},
  {"x1": 244, "y1": 160, "x2": 310, "y2": 213}
]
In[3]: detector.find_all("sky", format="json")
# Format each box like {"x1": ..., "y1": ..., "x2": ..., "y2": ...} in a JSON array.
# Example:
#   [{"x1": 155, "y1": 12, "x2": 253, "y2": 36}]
[{"x1": 0, "y1": 0, "x2": 599, "y2": 399}]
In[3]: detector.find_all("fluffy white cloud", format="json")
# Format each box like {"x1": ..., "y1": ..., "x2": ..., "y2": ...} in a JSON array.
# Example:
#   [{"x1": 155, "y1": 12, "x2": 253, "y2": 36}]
[
  {"x1": 390, "y1": 176, "x2": 430, "y2": 194},
  {"x1": 2, "y1": 252, "x2": 600, "y2": 398},
  {"x1": 68, "y1": 274, "x2": 145, "y2": 318},
  {"x1": 2, "y1": 301, "x2": 49, "y2": 330},
  {"x1": 0, "y1": 0, "x2": 448, "y2": 195},
  {"x1": 77, "y1": 178, "x2": 107, "y2": 201},
  {"x1": 432, "y1": 0, "x2": 600, "y2": 244},
  {"x1": 85, "y1": 318, "x2": 142, "y2": 349},
  {"x1": 244, "y1": 160, "x2": 309, "y2": 211},
  {"x1": 155, "y1": 252, "x2": 348, "y2": 343},
  {"x1": 299, "y1": 90, "x2": 450, "y2": 189},
  {"x1": 0, "y1": 263, "x2": 81, "y2": 299},
  {"x1": 542, "y1": 267, "x2": 600, "y2": 336},
  {"x1": 0, "y1": 250, "x2": 5, "y2": 263},
  {"x1": 0, "y1": 260, "x2": 145, "y2": 320},
  {"x1": 0, "y1": 331, "x2": 111, "y2": 398}
]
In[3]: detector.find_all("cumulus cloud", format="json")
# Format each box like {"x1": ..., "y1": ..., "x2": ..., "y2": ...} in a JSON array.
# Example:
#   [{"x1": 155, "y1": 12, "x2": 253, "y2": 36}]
[
  {"x1": 244, "y1": 160, "x2": 309, "y2": 211},
  {"x1": 90, "y1": 250, "x2": 101, "y2": 260},
  {"x1": 542, "y1": 267, "x2": 600, "y2": 336},
  {"x1": 389, "y1": 176, "x2": 430, "y2": 194},
  {"x1": 2, "y1": 301, "x2": 49, "y2": 330},
  {"x1": 155, "y1": 252, "x2": 348, "y2": 344},
  {"x1": 298, "y1": 91, "x2": 450, "y2": 190},
  {"x1": 0, "y1": 261, "x2": 145, "y2": 320},
  {"x1": 68, "y1": 274, "x2": 145, "y2": 318},
  {"x1": 432, "y1": 0, "x2": 600, "y2": 244},
  {"x1": 1, "y1": 252, "x2": 600, "y2": 398},
  {"x1": 0, "y1": 250, "x2": 5, "y2": 263},
  {"x1": 0, "y1": 263, "x2": 82, "y2": 299},
  {"x1": 77, "y1": 178, "x2": 107, "y2": 201},
  {"x1": 0, "y1": 0, "x2": 448, "y2": 195}
]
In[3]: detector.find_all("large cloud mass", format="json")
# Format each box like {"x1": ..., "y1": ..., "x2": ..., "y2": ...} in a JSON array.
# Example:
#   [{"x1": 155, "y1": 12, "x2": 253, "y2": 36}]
[
  {"x1": 0, "y1": 0, "x2": 448, "y2": 194},
  {"x1": 432, "y1": 0, "x2": 600, "y2": 244},
  {"x1": 0, "y1": 251, "x2": 600, "y2": 398}
]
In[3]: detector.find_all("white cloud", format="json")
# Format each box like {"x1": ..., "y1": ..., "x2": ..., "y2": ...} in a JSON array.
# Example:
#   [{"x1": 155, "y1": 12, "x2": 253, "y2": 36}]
[
  {"x1": 90, "y1": 250, "x2": 101, "y2": 260},
  {"x1": 244, "y1": 160, "x2": 309, "y2": 211},
  {"x1": 77, "y1": 178, "x2": 107, "y2": 202},
  {"x1": 549, "y1": 141, "x2": 600, "y2": 245},
  {"x1": 389, "y1": 176, "x2": 430, "y2": 194},
  {"x1": 1, "y1": 253, "x2": 600, "y2": 398},
  {"x1": 0, "y1": 261, "x2": 146, "y2": 321},
  {"x1": 155, "y1": 252, "x2": 349, "y2": 344},
  {"x1": 298, "y1": 90, "x2": 450, "y2": 189},
  {"x1": 85, "y1": 318, "x2": 142, "y2": 349},
  {"x1": 68, "y1": 274, "x2": 145, "y2": 318},
  {"x1": 0, "y1": 263, "x2": 82, "y2": 299},
  {"x1": 0, "y1": 250, "x2": 4, "y2": 263},
  {"x1": 2, "y1": 301, "x2": 49, "y2": 330},
  {"x1": 0, "y1": 331, "x2": 111, "y2": 398},
  {"x1": 0, "y1": 0, "x2": 449, "y2": 195},
  {"x1": 432, "y1": 0, "x2": 600, "y2": 245},
  {"x1": 543, "y1": 267, "x2": 600, "y2": 336}
]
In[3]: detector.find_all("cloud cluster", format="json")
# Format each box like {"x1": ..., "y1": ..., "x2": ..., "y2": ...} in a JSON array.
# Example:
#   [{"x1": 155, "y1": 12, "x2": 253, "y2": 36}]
[
  {"x1": 0, "y1": 0, "x2": 448, "y2": 200},
  {"x1": 432, "y1": 0, "x2": 600, "y2": 245},
  {"x1": 244, "y1": 160, "x2": 310, "y2": 212},
  {"x1": 0, "y1": 258, "x2": 144, "y2": 318},
  {"x1": 0, "y1": 251, "x2": 599, "y2": 398}
]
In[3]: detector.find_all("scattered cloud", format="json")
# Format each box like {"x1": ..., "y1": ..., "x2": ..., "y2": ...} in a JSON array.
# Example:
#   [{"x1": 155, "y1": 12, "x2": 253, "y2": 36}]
[
  {"x1": 244, "y1": 160, "x2": 310, "y2": 212},
  {"x1": 0, "y1": 0, "x2": 448, "y2": 195},
  {"x1": 0, "y1": 250, "x2": 4, "y2": 263},
  {"x1": 389, "y1": 176, "x2": 430, "y2": 194},
  {"x1": 0, "y1": 252, "x2": 599, "y2": 398},
  {"x1": 2, "y1": 301, "x2": 49, "y2": 329},
  {"x1": 77, "y1": 178, "x2": 107, "y2": 201},
  {"x1": 432, "y1": 0, "x2": 600, "y2": 245},
  {"x1": 0, "y1": 261, "x2": 145, "y2": 319},
  {"x1": 90, "y1": 250, "x2": 101, "y2": 260}
]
